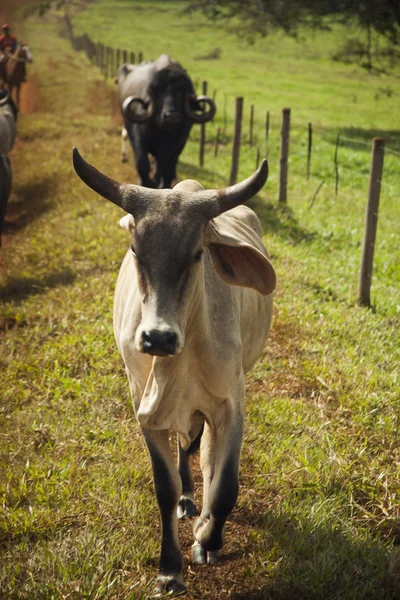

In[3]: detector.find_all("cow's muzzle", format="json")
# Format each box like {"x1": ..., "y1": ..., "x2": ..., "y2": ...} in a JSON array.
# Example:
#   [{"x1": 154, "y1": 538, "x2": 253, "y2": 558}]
[
  {"x1": 140, "y1": 330, "x2": 178, "y2": 356},
  {"x1": 161, "y1": 110, "x2": 183, "y2": 126}
]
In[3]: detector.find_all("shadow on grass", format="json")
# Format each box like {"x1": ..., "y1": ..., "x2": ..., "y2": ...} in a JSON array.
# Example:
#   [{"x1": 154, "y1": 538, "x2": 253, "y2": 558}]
[
  {"x1": 230, "y1": 505, "x2": 399, "y2": 600},
  {"x1": 180, "y1": 161, "x2": 317, "y2": 246},
  {"x1": 323, "y1": 126, "x2": 400, "y2": 154},
  {"x1": 0, "y1": 268, "x2": 76, "y2": 302},
  {"x1": 249, "y1": 196, "x2": 316, "y2": 246},
  {"x1": 4, "y1": 176, "x2": 55, "y2": 234}
]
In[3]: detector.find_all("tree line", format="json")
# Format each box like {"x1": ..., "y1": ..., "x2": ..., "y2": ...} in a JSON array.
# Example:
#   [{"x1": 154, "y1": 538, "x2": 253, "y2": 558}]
[{"x1": 186, "y1": 0, "x2": 400, "y2": 69}]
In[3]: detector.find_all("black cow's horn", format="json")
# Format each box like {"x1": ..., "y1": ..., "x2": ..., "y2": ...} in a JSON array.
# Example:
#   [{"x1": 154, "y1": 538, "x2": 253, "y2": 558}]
[
  {"x1": 185, "y1": 94, "x2": 216, "y2": 123},
  {"x1": 0, "y1": 93, "x2": 10, "y2": 106},
  {"x1": 122, "y1": 96, "x2": 154, "y2": 123},
  {"x1": 72, "y1": 148, "x2": 159, "y2": 214}
]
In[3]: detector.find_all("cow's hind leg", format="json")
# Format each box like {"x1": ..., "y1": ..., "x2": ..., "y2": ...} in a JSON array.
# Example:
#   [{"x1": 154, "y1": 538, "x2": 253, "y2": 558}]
[
  {"x1": 142, "y1": 428, "x2": 186, "y2": 595},
  {"x1": 192, "y1": 403, "x2": 244, "y2": 565},
  {"x1": 177, "y1": 428, "x2": 203, "y2": 519},
  {"x1": 120, "y1": 128, "x2": 129, "y2": 163}
]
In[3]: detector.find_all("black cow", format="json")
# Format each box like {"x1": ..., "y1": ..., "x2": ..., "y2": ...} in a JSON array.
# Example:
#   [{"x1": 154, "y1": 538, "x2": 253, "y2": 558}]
[
  {"x1": 0, "y1": 154, "x2": 12, "y2": 246},
  {"x1": 117, "y1": 54, "x2": 216, "y2": 188}
]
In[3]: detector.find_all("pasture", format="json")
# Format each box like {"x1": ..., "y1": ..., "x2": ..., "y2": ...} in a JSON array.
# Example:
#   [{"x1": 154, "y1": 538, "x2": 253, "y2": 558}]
[{"x1": 1, "y1": 1, "x2": 400, "y2": 598}]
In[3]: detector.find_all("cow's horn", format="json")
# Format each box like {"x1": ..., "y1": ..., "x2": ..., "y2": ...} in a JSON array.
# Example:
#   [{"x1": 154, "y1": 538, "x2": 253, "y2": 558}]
[
  {"x1": 185, "y1": 94, "x2": 216, "y2": 123},
  {"x1": 72, "y1": 148, "x2": 155, "y2": 214},
  {"x1": 215, "y1": 159, "x2": 269, "y2": 214},
  {"x1": 122, "y1": 96, "x2": 154, "y2": 123}
]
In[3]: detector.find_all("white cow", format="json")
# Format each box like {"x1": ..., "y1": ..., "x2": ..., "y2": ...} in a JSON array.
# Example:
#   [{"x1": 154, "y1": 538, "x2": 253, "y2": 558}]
[{"x1": 73, "y1": 148, "x2": 276, "y2": 595}]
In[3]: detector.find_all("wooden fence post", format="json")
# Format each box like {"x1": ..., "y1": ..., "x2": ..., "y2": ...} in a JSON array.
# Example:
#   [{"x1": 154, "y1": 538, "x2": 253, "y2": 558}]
[
  {"x1": 99, "y1": 43, "x2": 104, "y2": 71},
  {"x1": 358, "y1": 137, "x2": 385, "y2": 307},
  {"x1": 256, "y1": 147, "x2": 260, "y2": 170},
  {"x1": 130, "y1": 51, "x2": 135, "y2": 64},
  {"x1": 249, "y1": 104, "x2": 254, "y2": 147},
  {"x1": 99, "y1": 43, "x2": 104, "y2": 75},
  {"x1": 214, "y1": 127, "x2": 221, "y2": 157},
  {"x1": 223, "y1": 93, "x2": 227, "y2": 132},
  {"x1": 116, "y1": 48, "x2": 121, "y2": 68},
  {"x1": 110, "y1": 47, "x2": 115, "y2": 77},
  {"x1": 95, "y1": 42, "x2": 101, "y2": 67},
  {"x1": 279, "y1": 107, "x2": 290, "y2": 203},
  {"x1": 265, "y1": 110, "x2": 270, "y2": 156},
  {"x1": 107, "y1": 46, "x2": 112, "y2": 78},
  {"x1": 199, "y1": 81, "x2": 208, "y2": 167},
  {"x1": 334, "y1": 133, "x2": 340, "y2": 195},
  {"x1": 307, "y1": 122, "x2": 312, "y2": 180},
  {"x1": 138, "y1": 51, "x2": 143, "y2": 63},
  {"x1": 123, "y1": 49, "x2": 128, "y2": 64},
  {"x1": 103, "y1": 45, "x2": 108, "y2": 77},
  {"x1": 229, "y1": 97, "x2": 243, "y2": 185}
]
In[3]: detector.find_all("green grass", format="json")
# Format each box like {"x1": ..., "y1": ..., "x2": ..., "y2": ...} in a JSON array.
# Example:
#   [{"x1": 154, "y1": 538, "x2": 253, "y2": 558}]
[{"x1": 1, "y1": 2, "x2": 399, "y2": 599}]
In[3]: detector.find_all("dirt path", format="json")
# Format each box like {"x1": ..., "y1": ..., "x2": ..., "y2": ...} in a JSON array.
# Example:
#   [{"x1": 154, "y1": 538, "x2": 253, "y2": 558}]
[
  {"x1": 0, "y1": 0, "x2": 41, "y2": 252},
  {"x1": 19, "y1": 74, "x2": 39, "y2": 114}
]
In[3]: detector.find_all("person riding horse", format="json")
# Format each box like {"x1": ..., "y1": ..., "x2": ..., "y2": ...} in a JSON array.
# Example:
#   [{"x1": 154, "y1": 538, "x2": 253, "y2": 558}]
[
  {"x1": 0, "y1": 25, "x2": 27, "y2": 84},
  {"x1": 0, "y1": 24, "x2": 17, "y2": 54},
  {"x1": 0, "y1": 25, "x2": 32, "y2": 107}
]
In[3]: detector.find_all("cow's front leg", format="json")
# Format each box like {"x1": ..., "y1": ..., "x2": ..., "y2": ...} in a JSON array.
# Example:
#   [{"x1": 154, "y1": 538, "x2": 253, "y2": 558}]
[
  {"x1": 136, "y1": 151, "x2": 156, "y2": 188},
  {"x1": 142, "y1": 428, "x2": 186, "y2": 595},
  {"x1": 192, "y1": 401, "x2": 244, "y2": 565}
]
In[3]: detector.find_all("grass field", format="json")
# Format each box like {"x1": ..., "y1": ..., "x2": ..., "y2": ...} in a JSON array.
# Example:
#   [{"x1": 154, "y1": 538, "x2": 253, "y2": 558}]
[{"x1": 1, "y1": 1, "x2": 400, "y2": 599}]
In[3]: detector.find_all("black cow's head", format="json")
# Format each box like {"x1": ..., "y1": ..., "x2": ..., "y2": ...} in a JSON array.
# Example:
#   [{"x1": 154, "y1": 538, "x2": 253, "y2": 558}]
[
  {"x1": 122, "y1": 65, "x2": 216, "y2": 127},
  {"x1": 148, "y1": 66, "x2": 194, "y2": 129}
]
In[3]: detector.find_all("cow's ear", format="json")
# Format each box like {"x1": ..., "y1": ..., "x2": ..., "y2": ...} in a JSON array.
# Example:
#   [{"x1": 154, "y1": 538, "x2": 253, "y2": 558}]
[
  {"x1": 206, "y1": 220, "x2": 276, "y2": 295},
  {"x1": 119, "y1": 214, "x2": 135, "y2": 232},
  {"x1": 209, "y1": 243, "x2": 276, "y2": 295}
]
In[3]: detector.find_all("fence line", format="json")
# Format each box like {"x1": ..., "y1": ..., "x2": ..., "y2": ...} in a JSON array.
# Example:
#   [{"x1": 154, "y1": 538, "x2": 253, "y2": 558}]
[{"x1": 64, "y1": 15, "x2": 398, "y2": 308}]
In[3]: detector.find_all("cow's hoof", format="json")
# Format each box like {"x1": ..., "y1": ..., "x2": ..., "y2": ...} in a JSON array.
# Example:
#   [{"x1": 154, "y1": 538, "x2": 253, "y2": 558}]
[
  {"x1": 192, "y1": 542, "x2": 206, "y2": 564},
  {"x1": 154, "y1": 574, "x2": 186, "y2": 597},
  {"x1": 177, "y1": 496, "x2": 198, "y2": 519},
  {"x1": 207, "y1": 550, "x2": 219, "y2": 565},
  {"x1": 191, "y1": 542, "x2": 219, "y2": 566}
]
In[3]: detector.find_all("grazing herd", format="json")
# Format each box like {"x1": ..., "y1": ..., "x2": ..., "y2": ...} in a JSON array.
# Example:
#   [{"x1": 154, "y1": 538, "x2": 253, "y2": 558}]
[{"x1": 73, "y1": 51, "x2": 275, "y2": 594}]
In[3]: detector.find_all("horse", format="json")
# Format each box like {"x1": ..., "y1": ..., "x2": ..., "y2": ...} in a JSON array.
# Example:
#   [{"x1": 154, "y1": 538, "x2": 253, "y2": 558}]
[{"x1": 0, "y1": 44, "x2": 33, "y2": 108}]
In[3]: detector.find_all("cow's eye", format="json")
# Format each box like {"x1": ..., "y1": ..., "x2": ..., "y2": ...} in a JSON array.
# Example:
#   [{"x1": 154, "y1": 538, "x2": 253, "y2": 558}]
[{"x1": 193, "y1": 250, "x2": 203, "y2": 263}]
